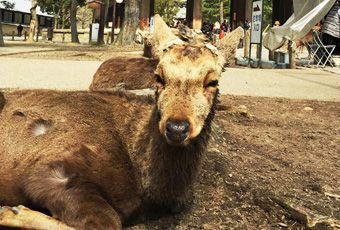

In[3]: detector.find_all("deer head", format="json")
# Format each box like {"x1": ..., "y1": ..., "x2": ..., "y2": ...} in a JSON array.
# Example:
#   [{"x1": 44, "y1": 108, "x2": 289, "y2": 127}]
[{"x1": 152, "y1": 15, "x2": 225, "y2": 146}]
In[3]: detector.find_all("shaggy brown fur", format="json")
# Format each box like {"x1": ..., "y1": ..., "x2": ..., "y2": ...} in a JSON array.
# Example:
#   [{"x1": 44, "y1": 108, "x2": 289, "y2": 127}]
[
  {"x1": 90, "y1": 57, "x2": 158, "y2": 91},
  {"x1": 0, "y1": 15, "x2": 225, "y2": 229}
]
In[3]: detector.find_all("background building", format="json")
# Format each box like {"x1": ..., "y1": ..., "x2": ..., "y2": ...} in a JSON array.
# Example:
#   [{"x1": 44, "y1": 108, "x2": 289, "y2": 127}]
[{"x1": 0, "y1": 7, "x2": 53, "y2": 36}]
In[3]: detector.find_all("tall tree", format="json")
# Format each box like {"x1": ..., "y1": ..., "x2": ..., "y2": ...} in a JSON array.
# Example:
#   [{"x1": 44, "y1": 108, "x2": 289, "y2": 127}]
[
  {"x1": 1, "y1": 1, "x2": 15, "y2": 45},
  {"x1": 38, "y1": 0, "x2": 85, "y2": 42},
  {"x1": 77, "y1": 6, "x2": 92, "y2": 29},
  {"x1": 117, "y1": 0, "x2": 141, "y2": 45},
  {"x1": 28, "y1": 0, "x2": 38, "y2": 43},
  {"x1": 0, "y1": 8, "x2": 4, "y2": 47},
  {"x1": 38, "y1": 0, "x2": 67, "y2": 29},
  {"x1": 155, "y1": 0, "x2": 182, "y2": 25},
  {"x1": 263, "y1": 0, "x2": 272, "y2": 28},
  {"x1": 202, "y1": 0, "x2": 230, "y2": 23},
  {"x1": 0, "y1": 0, "x2": 15, "y2": 9},
  {"x1": 70, "y1": 0, "x2": 79, "y2": 43},
  {"x1": 219, "y1": 0, "x2": 223, "y2": 23}
]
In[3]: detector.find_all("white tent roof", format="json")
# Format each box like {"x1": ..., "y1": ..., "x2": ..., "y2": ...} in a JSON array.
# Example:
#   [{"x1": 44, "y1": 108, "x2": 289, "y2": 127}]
[{"x1": 263, "y1": 0, "x2": 336, "y2": 51}]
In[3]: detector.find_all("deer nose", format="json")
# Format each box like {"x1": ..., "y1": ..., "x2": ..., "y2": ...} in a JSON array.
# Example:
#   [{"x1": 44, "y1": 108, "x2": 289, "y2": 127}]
[{"x1": 165, "y1": 120, "x2": 190, "y2": 143}]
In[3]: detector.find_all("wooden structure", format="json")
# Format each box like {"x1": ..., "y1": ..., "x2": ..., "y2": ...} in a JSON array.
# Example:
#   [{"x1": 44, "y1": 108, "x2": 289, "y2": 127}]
[
  {"x1": 185, "y1": 0, "x2": 202, "y2": 29},
  {"x1": 272, "y1": 0, "x2": 293, "y2": 26},
  {"x1": 230, "y1": 0, "x2": 252, "y2": 30},
  {"x1": 230, "y1": 0, "x2": 293, "y2": 30},
  {"x1": 96, "y1": 0, "x2": 203, "y2": 31},
  {"x1": 0, "y1": 8, "x2": 53, "y2": 35}
]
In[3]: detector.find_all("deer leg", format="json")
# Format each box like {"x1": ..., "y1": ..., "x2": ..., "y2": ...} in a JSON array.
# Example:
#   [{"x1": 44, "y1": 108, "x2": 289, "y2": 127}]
[{"x1": 23, "y1": 163, "x2": 122, "y2": 230}]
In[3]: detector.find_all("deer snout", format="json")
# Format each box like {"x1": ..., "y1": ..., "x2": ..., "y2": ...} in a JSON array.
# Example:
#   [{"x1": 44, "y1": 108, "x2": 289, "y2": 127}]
[{"x1": 165, "y1": 120, "x2": 190, "y2": 143}]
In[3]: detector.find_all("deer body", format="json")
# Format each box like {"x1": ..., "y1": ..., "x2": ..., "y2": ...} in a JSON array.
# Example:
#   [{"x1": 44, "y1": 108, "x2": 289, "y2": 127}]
[
  {"x1": 0, "y1": 86, "x2": 216, "y2": 228},
  {"x1": 0, "y1": 15, "x2": 229, "y2": 229}
]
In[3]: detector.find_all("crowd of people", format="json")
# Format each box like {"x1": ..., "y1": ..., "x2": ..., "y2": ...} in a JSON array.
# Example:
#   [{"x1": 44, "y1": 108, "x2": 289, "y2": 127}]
[{"x1": 201, "y1": 20, "x2": 231, "y2": 40}]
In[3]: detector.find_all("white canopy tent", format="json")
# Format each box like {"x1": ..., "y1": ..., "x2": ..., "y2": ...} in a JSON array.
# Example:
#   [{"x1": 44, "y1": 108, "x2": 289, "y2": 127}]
[{"x1": 263, "y1": 0, "x2": 336, "y2": 51}]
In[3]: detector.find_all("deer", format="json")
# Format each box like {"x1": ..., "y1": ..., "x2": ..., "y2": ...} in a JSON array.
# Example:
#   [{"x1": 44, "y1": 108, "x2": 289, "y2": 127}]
[
  {"x1": 90, "y1": 25, "x2": 243, "y2": 92},
  {"x1": 0, "y1": 15, "x2": 235, "y2": 229}
]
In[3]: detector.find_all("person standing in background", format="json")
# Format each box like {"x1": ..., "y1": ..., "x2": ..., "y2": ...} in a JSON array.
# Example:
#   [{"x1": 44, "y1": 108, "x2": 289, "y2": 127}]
[
  {"x1": 17, "y1": 24, "x2": 23, "y2": 37},
  {"x1": 322, "y1": 0, "x2": 340, "y2": 54}
]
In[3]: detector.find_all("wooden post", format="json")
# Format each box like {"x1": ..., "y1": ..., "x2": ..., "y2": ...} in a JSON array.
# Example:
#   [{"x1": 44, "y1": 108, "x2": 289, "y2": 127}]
[
  {"x1": 106, "y1": 31, "x2": 110, "y2": 44},
  {"x1": 140, "y1": 0, "x2": 150, "y2": 27},
  {"x1": 288, "y1": 40, "x2": 296, "y2": 69},
  {"x1": 110, "y1": 0, "x2": 116, "y2": 44},
  {"x1": 149, "y1": 0, "x2": 154, "y2": 18},
  {"x1": 36, "y1": 27, "x2": 39, "y2": 42},
  {"x1": 89, "y1": 24, "x2": 92, "y2": 43},
  {"x1": 244, "y1": 29, "x2": 250, "y2": 57},
  {"x1": 12, "y1": 31, "x2": 15, "y2": 41},
  {"x1": 186, "y1": 0, "x2": 202, "y2": 29},
  {"x1": 193, "y1": 0, "x2": 202, "y2": 30},
  {"x1": 220, "y1": 0, "x2": 223, "y2": 23},
  {"x1": 97, "y1": 1, "x2": 105, "y2": 45},
  {"x1": 186, "y1": 0, "x2": 193, "y2": 28}
]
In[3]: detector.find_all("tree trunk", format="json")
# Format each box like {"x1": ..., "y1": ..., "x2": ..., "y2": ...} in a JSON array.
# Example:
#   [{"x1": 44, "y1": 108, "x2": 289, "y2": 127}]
[
  {"x1": 28, "y1": 0, "x2": 38, "y2": 43},
  {"x1": 117, "y1": 0, "x2": 140, "y2": 45},
  {"x1": 0, "y1": 9, "x2": 4, "y2": 47},
  {"x1": 70, "y1": 0, "x2": 79, "y2": 43},
  {"x1": 219, "y1": 0, "x2": 223, "y2": 23},
  {"x1": 104, "y1": 0, "x2": 110, "y2": 27},
  {"x1": 61, "y1": 7, "x2": 67, "y2": 29},
  {"x1": 288, "y1": 40, "x2": 296, "y2": 69}
]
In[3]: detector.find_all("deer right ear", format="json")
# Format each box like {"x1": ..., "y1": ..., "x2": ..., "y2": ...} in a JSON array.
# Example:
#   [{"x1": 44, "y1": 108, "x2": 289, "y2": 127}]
[
  {"x1": 216, "y1": 26, "x2": 244, "y2": 66},
  {"x1": 153, "y1": 14, "x2": 183, "y2": 55}
]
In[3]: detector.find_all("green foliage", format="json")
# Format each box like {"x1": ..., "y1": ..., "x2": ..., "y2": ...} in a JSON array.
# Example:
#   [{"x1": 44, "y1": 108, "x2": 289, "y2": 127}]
[
  {"x1": 37, "y1": 0, "x2": 67, "y2": 14},
  {"x1": 262, "y1": 0, "x2": 272, "y2": 29},
  {"x1": 37, "y1": 0, "x2": 86, "y2": 29},
  {"x1": 0, "y1": 0, "x2": 15, "y2": 9},
  {"x1": 202, "y1": 0, "x2": 230, "y2": 23},
  {"x1": 38, "y1": 0, "x2": 86, "y2": 14},
  {"x1": 155, "y1": 0, "x2": 184, "y2": 25}
]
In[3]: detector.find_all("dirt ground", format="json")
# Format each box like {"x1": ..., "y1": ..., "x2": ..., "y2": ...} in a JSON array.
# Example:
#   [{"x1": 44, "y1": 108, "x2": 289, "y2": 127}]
[{"x1": 125, "y1": 95, "x2": 339, "y2": 230}]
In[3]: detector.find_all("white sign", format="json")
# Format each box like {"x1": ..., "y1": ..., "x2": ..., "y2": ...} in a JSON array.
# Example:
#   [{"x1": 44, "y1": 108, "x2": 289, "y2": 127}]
[
  {"x1": 251, "y1": 0, "x2": 263, "y2": 44},
  {"x1": 91, "y1": 23, "x2": 100, "y2": 42}
]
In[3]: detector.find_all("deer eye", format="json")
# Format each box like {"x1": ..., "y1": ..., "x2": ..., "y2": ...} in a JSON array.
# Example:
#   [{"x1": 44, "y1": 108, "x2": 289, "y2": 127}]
[
  {"x1": 205, "y1": 80, "x2": 219, "y2": 88},
  {"x1": 155, "y1": 74, "x2": 165, "y2": 86}
]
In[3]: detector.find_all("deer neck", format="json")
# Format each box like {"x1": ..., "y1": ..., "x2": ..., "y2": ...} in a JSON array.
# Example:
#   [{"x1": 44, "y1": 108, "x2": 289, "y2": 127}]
[{"x1": 130, "y1": 95, "x2": 216, "y2": 207}]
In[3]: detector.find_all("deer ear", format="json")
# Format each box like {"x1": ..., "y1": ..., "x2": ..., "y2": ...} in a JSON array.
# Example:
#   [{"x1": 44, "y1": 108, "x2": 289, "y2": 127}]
[
  {"x1": 153, "y1": 14, "x2": 183, "y2": 54},
  {"x1": 216, "y1": 27, "x2": 244, "y2": 66}
]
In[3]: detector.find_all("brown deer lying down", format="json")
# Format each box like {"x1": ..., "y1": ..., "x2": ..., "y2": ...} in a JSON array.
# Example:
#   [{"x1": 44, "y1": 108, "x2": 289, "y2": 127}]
[
  {"x1": 90, "y1": 26, "x2": 243, "y2": 92},
  {"x1": 0, "y1": 15, "x2": 228, "y2": 229},
  {"x1": 90, "y1": 57, "x2": 158, "y2": 91}
]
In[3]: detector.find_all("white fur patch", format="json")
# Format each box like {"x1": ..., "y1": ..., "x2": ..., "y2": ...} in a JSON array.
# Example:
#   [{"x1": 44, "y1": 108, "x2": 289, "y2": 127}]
[
  {"x1": 50, "y1": 167, "x2": 68, "y2": 184},
  {"x1": 30, "y1": 119, "x2": 52, "y2": 136},
  {"x1": 32, "y1": 123, "x2": 49, "y2": 136}
]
